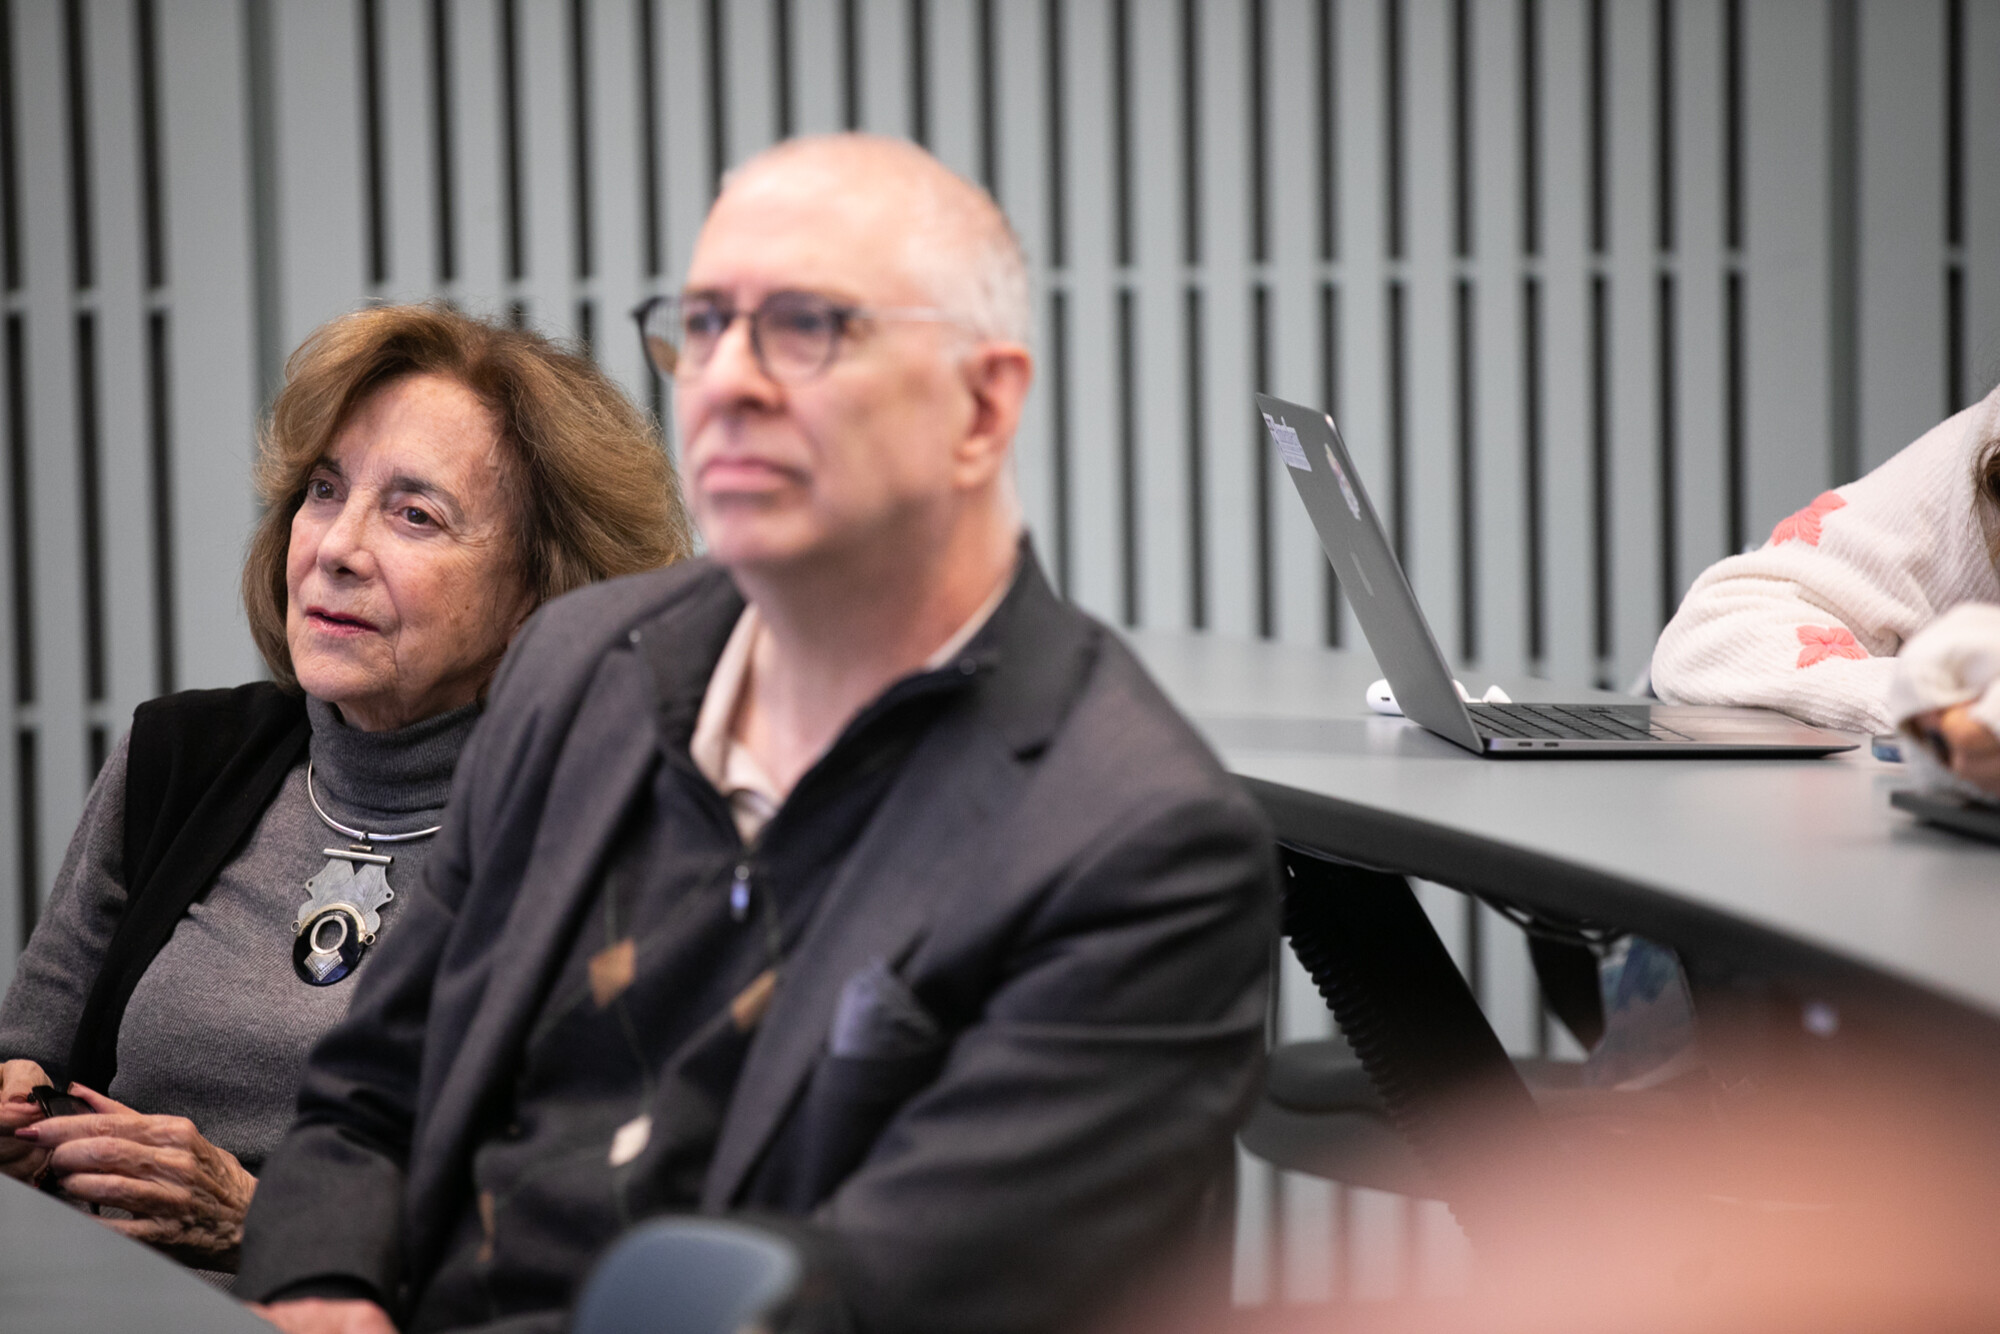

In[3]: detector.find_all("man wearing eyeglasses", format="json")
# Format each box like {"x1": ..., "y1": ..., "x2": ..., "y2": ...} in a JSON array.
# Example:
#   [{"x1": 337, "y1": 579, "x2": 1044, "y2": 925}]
[{"x1": 239, "y1": 134, "x2": 1274, "y2": 1334}]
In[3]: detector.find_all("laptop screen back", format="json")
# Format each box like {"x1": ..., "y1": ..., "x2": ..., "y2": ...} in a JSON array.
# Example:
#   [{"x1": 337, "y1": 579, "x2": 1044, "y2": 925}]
[{"x1": 1255, "y1": 394, "x2": 1483, "y2": 752}]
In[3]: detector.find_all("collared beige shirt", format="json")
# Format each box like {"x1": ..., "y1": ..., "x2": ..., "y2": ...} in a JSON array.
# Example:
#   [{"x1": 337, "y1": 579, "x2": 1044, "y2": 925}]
[{"x1": 690, "y1": 565, "x2": 1015, "y2": 845}]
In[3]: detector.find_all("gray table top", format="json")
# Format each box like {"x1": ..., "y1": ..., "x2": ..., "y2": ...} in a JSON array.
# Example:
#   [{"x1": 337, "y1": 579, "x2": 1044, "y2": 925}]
[
  {"x1": 1122, "y1": 629, "x2": 2000, "y2": 1022},
  {"x1": 0, "y1": 1176, "x2": 273, "y2": 1332}
]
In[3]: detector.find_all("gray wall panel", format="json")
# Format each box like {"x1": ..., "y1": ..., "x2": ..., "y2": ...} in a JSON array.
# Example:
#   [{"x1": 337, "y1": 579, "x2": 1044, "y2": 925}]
[
  {"x1": 4, "y1": 0, "x2": 1994, "y2": 1305},
  {"x1": 1742, "y1": 0, "x2": 1833, "y2": 534},
  {"x1": 1971, "y1": 1, "x2": 2000, "y2": 399},
  {"x1": 158, "y1": 0, "x2": 262, "y2": 690},
  {"x1": 15, "y1": 0, "x2": 88, "y2": 924},
  {"x1": 1857, "y1": 0, "x2": 1946, "y2": 469}
]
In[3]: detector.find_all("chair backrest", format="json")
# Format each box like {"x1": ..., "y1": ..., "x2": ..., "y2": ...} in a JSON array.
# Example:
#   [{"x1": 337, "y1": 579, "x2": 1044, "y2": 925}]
[{"x1": 572, "y1": 1217, "x2": 804, "y2": 1334}]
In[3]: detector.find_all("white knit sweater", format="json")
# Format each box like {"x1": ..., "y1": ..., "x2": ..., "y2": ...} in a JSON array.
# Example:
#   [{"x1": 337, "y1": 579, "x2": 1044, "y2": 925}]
[{"x1": 1651, "y1": 383, "x2": 2000, "y2": 734}]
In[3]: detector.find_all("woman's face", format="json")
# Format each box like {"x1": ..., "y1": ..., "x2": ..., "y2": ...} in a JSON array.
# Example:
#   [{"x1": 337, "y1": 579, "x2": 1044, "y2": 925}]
[{"x1": 285, "y1": 373, "x2": 535, "y2": 731}]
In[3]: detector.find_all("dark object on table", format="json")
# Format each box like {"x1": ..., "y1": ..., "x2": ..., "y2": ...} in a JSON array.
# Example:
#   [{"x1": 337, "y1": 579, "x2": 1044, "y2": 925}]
[
  {"x1": 26, "y1": 1086, "x2": 88, "y2": 1119},
  {"x1": 1872, "y1": 733, "x2": 1905, "y2": 763},
  {"x1": 572, "y1": 1218, "x2": 808, "y2": 1334},
  {"x1": 1891, "y1": 788, "x2": 2000, "y2": 846}
]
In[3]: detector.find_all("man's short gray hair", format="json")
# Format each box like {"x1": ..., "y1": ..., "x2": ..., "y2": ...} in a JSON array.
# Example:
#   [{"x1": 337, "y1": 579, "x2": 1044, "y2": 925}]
[{"x1": 730, "y1": 134, "x2": 1034, "y2": 349}]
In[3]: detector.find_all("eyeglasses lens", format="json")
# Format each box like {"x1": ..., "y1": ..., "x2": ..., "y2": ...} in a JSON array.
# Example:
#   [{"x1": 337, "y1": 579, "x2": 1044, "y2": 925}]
[{"x1": 647, "y1": 295, "x2": 843, "y2": 382}]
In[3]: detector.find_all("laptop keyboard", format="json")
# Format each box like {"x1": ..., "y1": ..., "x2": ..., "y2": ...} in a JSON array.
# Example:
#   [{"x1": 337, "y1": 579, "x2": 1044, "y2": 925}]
[{"x1": 1467, "y1": 702, "x2": 1691, "y2": 743}]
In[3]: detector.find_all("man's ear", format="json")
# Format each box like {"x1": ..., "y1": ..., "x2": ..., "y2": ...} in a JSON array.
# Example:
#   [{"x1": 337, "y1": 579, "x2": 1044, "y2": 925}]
[{"x1": 954, "y1": 342, "x2": 1033, "y2": 488}]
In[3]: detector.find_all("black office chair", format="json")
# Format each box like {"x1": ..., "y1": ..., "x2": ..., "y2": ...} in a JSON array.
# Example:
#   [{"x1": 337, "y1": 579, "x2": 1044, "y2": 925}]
[
  {"x1": 1247, "y1": 847, "x2": 1579, "y2": 1244},
  {"x1": 572, "y1": 1217, "x2": 806, "y2": 1334}
]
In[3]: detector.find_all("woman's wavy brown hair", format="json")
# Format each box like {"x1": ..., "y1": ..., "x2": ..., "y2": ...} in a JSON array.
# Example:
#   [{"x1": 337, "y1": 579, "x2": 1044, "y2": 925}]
[
  {"x1": 1977, "y1": 433, "x2": 2000, "y2": 571},
  {"x1": 243, "y1": 302, "x2": 691, "y2": 690}
]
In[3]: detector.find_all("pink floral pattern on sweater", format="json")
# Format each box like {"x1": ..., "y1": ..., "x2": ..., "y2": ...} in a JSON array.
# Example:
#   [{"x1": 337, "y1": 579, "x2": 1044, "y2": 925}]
[
  {"x1": 1770, "y1": 491, "x2": 1847, "y2": 546},
  {"x1": 1796, "y1": 624, "x2": 1867, "y2": 668}
]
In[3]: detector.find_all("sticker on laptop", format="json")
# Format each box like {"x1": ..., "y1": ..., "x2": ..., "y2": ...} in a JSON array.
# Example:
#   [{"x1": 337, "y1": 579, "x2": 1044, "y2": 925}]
[
  {"x1": 1324, "y1": 444, "x2": 1363, "y2": 519},
  {"x1": 1262, "y1": 413, "x2": 1311, "y2": 471}
]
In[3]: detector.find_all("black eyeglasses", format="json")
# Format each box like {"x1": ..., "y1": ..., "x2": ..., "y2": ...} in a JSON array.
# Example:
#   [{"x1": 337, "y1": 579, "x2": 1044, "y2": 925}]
[{"x1": 631, "y1": 291, "x2": 965, "y2": 384}]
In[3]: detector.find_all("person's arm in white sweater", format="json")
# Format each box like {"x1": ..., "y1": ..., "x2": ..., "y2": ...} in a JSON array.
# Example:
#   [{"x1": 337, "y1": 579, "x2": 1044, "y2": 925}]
[{"x1": 1651, "y1": 385, "x2": 2000, "y2": 734}]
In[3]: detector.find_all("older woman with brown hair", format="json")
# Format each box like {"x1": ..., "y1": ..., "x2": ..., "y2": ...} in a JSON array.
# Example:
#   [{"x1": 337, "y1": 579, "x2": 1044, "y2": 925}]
[{"x1": 0, "y1": 302, "x2": 688, "y2": 1272}]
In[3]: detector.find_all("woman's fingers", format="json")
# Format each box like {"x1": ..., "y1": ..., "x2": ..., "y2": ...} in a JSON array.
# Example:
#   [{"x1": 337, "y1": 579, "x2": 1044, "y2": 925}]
[
  {"x1": 0, "y1": 1059, "x2": 52, "y2": 1103},
  {"x1": 1938, "y1": 705, "x2": 2000, "y2": 796},
  {"x1": 59, "y1": 1168, "x2": 191, "y2": 1216},
  {"x1": 67, "y1": 1082, "x2": 137, "y2": 1116}
]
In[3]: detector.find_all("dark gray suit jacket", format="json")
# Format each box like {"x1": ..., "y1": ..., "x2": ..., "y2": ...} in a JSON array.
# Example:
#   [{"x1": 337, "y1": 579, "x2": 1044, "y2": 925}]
[{"x1": 237, "y1": 553, "x2": 1276, "y2": 1333}]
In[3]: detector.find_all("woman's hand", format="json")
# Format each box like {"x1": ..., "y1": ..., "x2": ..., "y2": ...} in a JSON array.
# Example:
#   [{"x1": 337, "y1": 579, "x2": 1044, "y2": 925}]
[
  {"x1": 0, "y1": 1058, "x2": 53, "y2": 1183},
  {"x1": 16, "y1": 1083, "x2": 257, "y2": 1267},
  {"x1": 1908, "y1": 703, "x2": 2000, "y2": 796},
  {"x1": 254, "y1": 1299, "x2": 398, "y2": 1334}
]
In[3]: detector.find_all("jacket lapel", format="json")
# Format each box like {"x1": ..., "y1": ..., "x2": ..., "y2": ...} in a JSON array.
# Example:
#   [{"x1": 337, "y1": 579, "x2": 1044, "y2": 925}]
[
  {"x1": 410, "y1": 651, "x2": 662, "y2": 1250},
  {"x1": 701, "y1": 708, "x2": 1017, "y2": 1209}
]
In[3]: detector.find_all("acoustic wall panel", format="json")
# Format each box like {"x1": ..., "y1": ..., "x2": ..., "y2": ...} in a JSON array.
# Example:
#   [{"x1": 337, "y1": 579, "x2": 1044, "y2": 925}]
[{"x1": 3, "y1": 0, "x2": 1997, "y2": 1298}]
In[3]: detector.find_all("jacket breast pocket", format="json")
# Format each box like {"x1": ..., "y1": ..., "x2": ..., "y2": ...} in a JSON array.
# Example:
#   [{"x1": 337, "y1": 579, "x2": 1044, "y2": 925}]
[{"x1": 766, "y1": 960, "x2": 948, "y2": 1210}]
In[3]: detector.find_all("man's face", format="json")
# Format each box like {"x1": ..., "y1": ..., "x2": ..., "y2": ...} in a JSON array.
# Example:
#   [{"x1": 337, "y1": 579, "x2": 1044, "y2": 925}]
[{"x1": 674, "y1": 167, "x2": 977, "y2": 575}]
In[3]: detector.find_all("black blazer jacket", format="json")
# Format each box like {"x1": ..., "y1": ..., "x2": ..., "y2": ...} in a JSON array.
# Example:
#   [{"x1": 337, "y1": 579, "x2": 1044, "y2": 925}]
[{"x1": 237, "y1": 552, "x2": 1277, "y2": 1333}]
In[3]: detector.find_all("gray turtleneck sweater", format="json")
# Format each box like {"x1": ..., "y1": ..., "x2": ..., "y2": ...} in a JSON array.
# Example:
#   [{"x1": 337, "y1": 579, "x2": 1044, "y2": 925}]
[{"x1": 0, "y1": 694, "x2": 480, "y2": 1175}]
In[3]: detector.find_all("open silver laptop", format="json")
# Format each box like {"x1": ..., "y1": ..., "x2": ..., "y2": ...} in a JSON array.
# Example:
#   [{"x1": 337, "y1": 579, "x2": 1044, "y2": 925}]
[{"x1": 1256, "y1": 393, "x2": 1857, "y2": 757}]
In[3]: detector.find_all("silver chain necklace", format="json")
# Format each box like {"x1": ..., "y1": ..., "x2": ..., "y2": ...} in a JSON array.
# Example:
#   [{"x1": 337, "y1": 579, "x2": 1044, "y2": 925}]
[{"x1": 292, "y1": 760, "x2": 442, "y2": 986}]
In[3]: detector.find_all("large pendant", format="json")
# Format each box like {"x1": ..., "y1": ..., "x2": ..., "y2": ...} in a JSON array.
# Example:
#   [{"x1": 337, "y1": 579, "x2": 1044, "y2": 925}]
[{"x1": 293, "y1": 846, "x2": 397, "y2": 986}]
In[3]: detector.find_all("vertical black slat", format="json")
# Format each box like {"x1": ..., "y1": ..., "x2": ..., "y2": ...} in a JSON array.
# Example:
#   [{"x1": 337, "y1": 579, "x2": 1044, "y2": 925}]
[
  {"x1": 432, "y1": 0, "x2": 457, "y2": 283},
  {"x1": 975, "y1": 0, "x2": 995, "y2": 190},
  {"x1": 1947, "y1": 264, "x2": 1964, "y2": 415},
  {"x1": 1523, "y1": 276, "x2": 1544, "y2": 664},
  {"x1": 1724, "y1": 269, "x2": 1745, "y2": 554},
  {"x1": 88, "y1": 723, "x2": 105, "y2": 779},
  {"x1": 508, "y1": 297, "x2": 527, "y2": 328},
  {"x1": 1722, "y1": 0, "x2": 1742, "y2": 251},
  {"x1": 361, "y1": 0, "x2": 388, "y2": 285},
  {"x1": 1253, "y1": 283, "x2": 1273, "y2": 638},
  {"x1": 1186, "y1": 285, "x2": 1207, "y2": 628},
  {"x1": 6, "y1": 313, "x2": 30, "y2": 704},
  {"x1": 637, "y1": 0, "x2": 661, "y2": 277},
  {"x1": 500, "y1": 0, "x2": 526, "y2": 280},
  {"x1": 135, "y1": 0, "x2": 164, "y2": 288},
  {"x1": 17, "y1": 729, "x2": 38, "y2": 939},
  {"x1": 1117, "y1": 288, "x2": 1136, "y2": 625},
  {"x1": 1180, "y1": 0, "x2": 1199, "y2": 266},
  {"x1": 1043, "y1": 0, "x2": 1064, "y2": 269},
  {"x1": 1386, "y1": 280, "x2": 1407, "y2": 562},
  {"x1": 1451, "y1": 0, "x2": 1470, "y2": 258},
  {"x1": 1456, "y1": 278, "x2": 1476, "y2": 662},
  {"x1": 1519, "y1": 0, "x2": 1539, "y2": 257},
  {"x1": 577, "y1": 298, "x2": 595, "y2": 358},
  {"x1": 840, "y1": 0, "x2": 859, "y2": 131},
  {"x1": 0, "y1": 0, "x2": 19, "y2": 290},
  {"x1": 908, "y1": 0, "x2": 927, "y2": 148},
  {"x1": 1826, "y1": 0, "x2": 1857, "y2": 485},
  {"x1": 706, "y1": 0, "x2": 724, "y2": 188},
  {"x1": 1586, "y1": 0, "x2": 1605, "y2": 253},
  {"x1": 570, "y1": 0, "x2": 593, "y2": 280},
  {"x1": 1384, "y1": 0, "x2": 1403, "y2": 260},
  {"x1": 146, "y1": 310, "x2": 175, "y2": 692},
  {"x1": 246, "y1": 0, "x2": 282, "y2": 404},
  {"x1": 1320, "y1": 279, "x2": 1342, "y2": 647},
  {"x1": 774, "y1": 0, "x2": 792, "y2": 138},
  {"x1": 1657, "y1": 0, "x2": 1676, "y2": 253},
  {"x1": 65, "y1": 0, "x2": 93, "y2": 290},
  {"x1": 1589, "y1": 274, "x2": 1609, "y2": 670},
  {"x1": 1658, "y1": 271, "x2": 1679, "y2": 621},
  {"x1": 1946, "y1": 0, "x2": 1963, "y2": 249},
  {"x1": 1248, "y1": 0, "x2": 1266, "y2": 265},
  {"x1": 1110, "y1": 0, "x2": 1130, "y2": 267},
  {"x1": 75, "y1": 312, "x2": 104, "y2": 703},
  {"x1": 1318, "y1": 0, "x2": 1335, "y2": 261},
  {"x1": 650, "y1": 370, "x2": 665, "y2": 442},
  {"x1": 1049, "y1": 288, "x2": 1072, "y2": 598}
]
